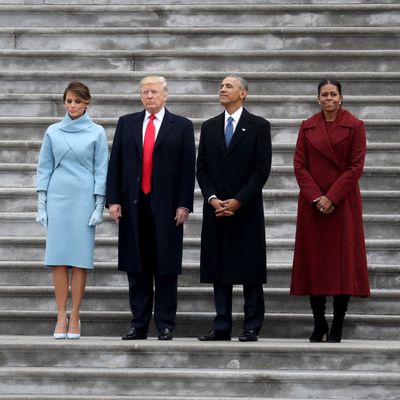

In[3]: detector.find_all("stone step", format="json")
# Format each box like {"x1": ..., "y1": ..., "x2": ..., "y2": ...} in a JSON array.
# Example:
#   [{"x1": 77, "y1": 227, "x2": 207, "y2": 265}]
[
  {"x1": 269, "y1": 166, "x2": 400, "y2": 191},
  {"x1": 1, "y1": 188, "x2": 399, "y2": 215},
  {"x1": 1, "y1": 163, "x2": 398, "y2": 190},
  {"x1": 20, "y1": 0, "x2": 398, "y2": 4},
  {"x1": 1, "y1": 4, "x2": 400, "y2": 28},
  {"x1": 3, "y1": 71, "x2": 400, "y2": 96},
  {"x1": 1, "y1": 336, "x2": 400, "y2": 372},
  {"x1": 1, "y1": 365, "x2": 399, "y2": 398},
  {"x1": 0, "y1": 94, "x2": 397, "y2": 119},
  {"x1": 1, "y1": 310, "x2": 399, "y2": 340},
  {"x1": 0, "y1": 285, "x2": 396, "y2": 315},
  {"x1": 0, "y1": 261, "x2": 398, "y2": 290},
  {"x1": 270, "y1": 143, "x2": 400, "y2": 167},
  {"x1": 183, "y1": 214, "x2": 400, "y2": 240},
  {"x1": 0, "y1": 397, "x2": 336, "y2": 400},
  {"x1": 3, "y1": 49, "x2": 400, "y2": 72},
  {"x1": 262, "y1": 190, "x2": 400, "y2": 216},
  {"x1": 1, "y1": 212, "x2": 399, "y2": 240},
  {"x1": 1, "y1": 140, "x2": 399, "y2": 167},
  {"x1": 0, "y1": 397, "x2": 320, "y2": 400},
  {"x1": 2, "y1": 27, "x2": 400, "y2": 51},
  {"x1": 0, "y1": 117, "x2": 398, "y2": 143},
  {"x1": 0, "y1": 397, "x2": 327, "y2": 400},
  {"x1": 0, "y1": 236, "x2": 398, "y2": 265}
]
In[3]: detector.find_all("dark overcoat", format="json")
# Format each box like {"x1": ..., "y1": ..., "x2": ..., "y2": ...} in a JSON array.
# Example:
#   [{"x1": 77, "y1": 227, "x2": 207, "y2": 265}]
[
  {"x1": 196, "y1": 108, "x2": 272, "y2": 284},
  {"x1": 106, "y1": 108, "x2": 196, "y2": 275},
  {"x1": 290, "y1": 108, "x2": 370, "y2": 296}
]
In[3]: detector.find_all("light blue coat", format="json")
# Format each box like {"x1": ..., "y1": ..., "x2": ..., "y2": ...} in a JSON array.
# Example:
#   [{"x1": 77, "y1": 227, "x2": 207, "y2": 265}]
[{"x1": 36, "y1": 113, "x2": 108, "y2": 269}]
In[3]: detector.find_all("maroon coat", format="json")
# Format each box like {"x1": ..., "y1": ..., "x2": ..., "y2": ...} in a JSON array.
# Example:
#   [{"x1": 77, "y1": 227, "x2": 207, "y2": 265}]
[{"x1": 290, "y1": 108, "x2": 370, "y2": 296}]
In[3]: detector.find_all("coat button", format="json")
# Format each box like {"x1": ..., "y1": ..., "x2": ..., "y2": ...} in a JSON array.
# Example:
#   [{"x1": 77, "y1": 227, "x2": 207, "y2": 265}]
[{"x1": 134, "y1": 200, "x2": 138, "y2": 204}]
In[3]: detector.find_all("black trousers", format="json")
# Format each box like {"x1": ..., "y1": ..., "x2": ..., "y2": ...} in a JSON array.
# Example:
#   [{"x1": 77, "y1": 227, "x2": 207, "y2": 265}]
[
  {"x1": 212, "y1": 283, "x2": 265, "y2": 334},
  {"x1": 127, "y1": 192, "x2": 177, "y2": 333}
]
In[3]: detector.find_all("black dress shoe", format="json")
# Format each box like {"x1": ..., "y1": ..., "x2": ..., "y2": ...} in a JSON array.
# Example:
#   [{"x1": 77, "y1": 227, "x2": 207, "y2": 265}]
[
  {"x1": 197, "y1": 328, "x2": 231, "y2": 341},
  {"x1": 158, "y1": 328, "x2": 173, "y2": 340},
  {"x1": 239, "y1": 330, "x2": 258, "y2": 342},
  {"x1": 122, "y1": 328, "x2": 147, "y2": 340}
]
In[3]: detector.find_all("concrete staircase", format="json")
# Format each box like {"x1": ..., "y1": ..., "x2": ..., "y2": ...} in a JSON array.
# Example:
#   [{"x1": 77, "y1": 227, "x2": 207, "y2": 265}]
[{"x1": 0, "y1": 1, "x2": 400, "y2": 398}]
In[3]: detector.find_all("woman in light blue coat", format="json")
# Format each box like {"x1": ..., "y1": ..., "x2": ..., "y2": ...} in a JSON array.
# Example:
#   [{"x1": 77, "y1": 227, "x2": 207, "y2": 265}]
[{"x1": 36, "y1": 81, "x2": 108, "y2": 339}]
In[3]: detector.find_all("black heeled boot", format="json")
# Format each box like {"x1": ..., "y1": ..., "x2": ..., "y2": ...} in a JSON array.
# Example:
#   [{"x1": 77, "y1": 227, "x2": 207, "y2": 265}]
[
  {"x1": 309, "y1": 295, "x2": 328, "y2": 342},
  {"x1": 328, "y1": 295, "x2": 350, "y2": 343}
]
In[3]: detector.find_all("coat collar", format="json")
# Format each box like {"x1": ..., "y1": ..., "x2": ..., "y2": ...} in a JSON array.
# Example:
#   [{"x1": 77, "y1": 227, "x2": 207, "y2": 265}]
[
  {"x1": 129, "y1": 108, "x2": 175, "y2": 153},
  {"x1": 58, "y1": 112, "x2": 93, "y2": 133},
  {"x1": 302, "y1": 108, "x2": 356, "y2": 167},
  {"x1": 227, "y1": 107, "x2": 251, "y2": 154},
  {"x1": 213, "y1": 107, "x2": 252, "y2": 156},
  {"x1": 302, "y1": 108, "x2": 357, "y2": 130},
  {"x1": 154, "y1": 108, "x2": 175, "y2": 150}
]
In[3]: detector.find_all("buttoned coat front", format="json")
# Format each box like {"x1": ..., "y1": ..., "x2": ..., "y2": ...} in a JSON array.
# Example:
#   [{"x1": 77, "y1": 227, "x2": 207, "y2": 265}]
[
  {"x1": 290, "y1": 108, "x2": 370, "y2": 296},
  {"x1": 106, "y1": 109, "x2": 196, "y2": 275},
  {"x1": 196, "y1": 108, "x2": 272, "y2": 284}
]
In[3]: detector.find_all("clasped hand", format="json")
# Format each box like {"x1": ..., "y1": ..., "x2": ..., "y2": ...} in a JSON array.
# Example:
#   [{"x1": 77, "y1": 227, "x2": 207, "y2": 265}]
[
  {"x1": 314, "y1": 196, "x2": 335, "y2": 215},
  {"x1": 210, "y1": 198, "x2": 241, "y2": 217}
]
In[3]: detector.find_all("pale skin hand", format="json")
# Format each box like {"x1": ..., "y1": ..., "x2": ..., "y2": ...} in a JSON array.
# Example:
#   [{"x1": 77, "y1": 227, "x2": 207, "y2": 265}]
[
  {"x1": 109, "y1": 204, "x2": 122, "y2": 223},
  {"x1": 175, "y1": 207, "x2": 189, "y2": 226},
  {"x1": 109, "y1": 203, "x2": 188, "y2": 226},
  {"x1": 210, "y1": 198, "x2": 241, "y2": 217},
  {"x1": 314, "y1": 196, "x2": 335, "y2": 214}
]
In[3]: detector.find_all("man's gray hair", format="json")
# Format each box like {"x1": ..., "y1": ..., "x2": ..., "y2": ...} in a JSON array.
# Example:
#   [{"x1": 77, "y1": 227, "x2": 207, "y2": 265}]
[{"x1": 225, "y1": 74, "x2": 249, "y2": 91}]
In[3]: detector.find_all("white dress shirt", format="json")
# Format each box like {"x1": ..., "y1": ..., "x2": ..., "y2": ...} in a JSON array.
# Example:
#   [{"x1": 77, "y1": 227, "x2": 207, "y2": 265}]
[
  {"x1": 224, "y1": 107, "x2": 243, "y2": 133},
  {"x1": 142, "y1": 107, "x2": 165, "y2": 144}
]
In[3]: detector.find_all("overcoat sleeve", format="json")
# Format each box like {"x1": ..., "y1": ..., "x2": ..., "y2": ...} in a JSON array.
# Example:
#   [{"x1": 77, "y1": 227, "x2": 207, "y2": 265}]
[
  {"x1": 93, "y1": 127, "x2": 109, "y2": 196},
  {"x1": 326, "y1": 120, "x2": 366, "y2": 205},
  {"x1": 293, "y1": 121, "x2": 324, "y2": 203},
  {"x1": 106, "y1": 117, "x2": 123, "y2": 206},
  {"x1": 36, "y1": 133, "x2": 55, "y2": 192},
  {"x1": 177, "y1": 118, "x2": 196, "y2": 211},
  {"x1": 196, "y1": 121, "x2": 218, "y2": 201},
  {"x1": 234, "y1": 118, "x2": 272, "y2": 206}
]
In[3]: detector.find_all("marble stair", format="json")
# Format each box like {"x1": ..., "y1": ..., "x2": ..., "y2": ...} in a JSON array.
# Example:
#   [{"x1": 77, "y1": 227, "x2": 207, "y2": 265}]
[{"x1": 0, "y1": 1, "x2": 399, "y2": 398}]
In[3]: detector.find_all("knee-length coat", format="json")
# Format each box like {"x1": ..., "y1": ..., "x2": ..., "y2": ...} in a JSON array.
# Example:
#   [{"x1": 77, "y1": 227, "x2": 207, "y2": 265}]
[
  {"x1": 196, "y1": 108, "x2": 272, "y2": 285},
  {"x1": 106, "y1": 109, "x2": 196, "y2": 275},
  {"x1": 36, "y1": 113, "x2": 108, "y2": 268},
  {"x1": 290, "y1": 108, "x2": 370, "y2": 296}
]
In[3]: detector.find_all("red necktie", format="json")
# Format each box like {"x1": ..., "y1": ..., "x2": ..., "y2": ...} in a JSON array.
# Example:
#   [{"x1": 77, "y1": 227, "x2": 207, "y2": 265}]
[{"x1": 141, "y1": 114, "x2": 156, "y2": 194}]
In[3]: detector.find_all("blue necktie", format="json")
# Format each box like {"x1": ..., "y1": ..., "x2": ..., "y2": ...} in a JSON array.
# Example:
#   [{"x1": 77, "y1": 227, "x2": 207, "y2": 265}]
[{"x1": 225, "y1": 116, "x2": 234, "y2": 147}]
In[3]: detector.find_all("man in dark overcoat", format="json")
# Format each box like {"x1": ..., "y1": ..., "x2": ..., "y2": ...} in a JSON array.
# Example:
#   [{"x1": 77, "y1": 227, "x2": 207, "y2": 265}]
[
  {"x1": 106, "y1": 75, "x2": 195, "y2": 340},
  {"x1": 196, "y1": 75, "x2": 272, "y2": 341}
]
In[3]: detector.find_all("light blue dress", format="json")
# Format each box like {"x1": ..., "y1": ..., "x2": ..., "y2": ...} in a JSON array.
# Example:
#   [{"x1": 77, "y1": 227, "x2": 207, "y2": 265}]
[{"x1": 36, "y1": 113, "x2": 108, "y2": 269}]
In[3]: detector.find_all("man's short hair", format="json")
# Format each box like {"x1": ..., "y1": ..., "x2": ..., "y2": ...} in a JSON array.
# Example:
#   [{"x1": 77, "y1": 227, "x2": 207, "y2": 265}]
[{"x1": 140, "y1": 75, "x2": 168, "y2": 93}]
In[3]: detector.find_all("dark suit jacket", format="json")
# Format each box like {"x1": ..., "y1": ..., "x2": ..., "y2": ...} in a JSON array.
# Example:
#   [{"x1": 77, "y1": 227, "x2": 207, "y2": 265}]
[
  {"x1": 106, "y1": 108, "x2": 196, "y2": 275},
  {"x1": 196, "y1": 108, "x2": 272, "y2": 284}
]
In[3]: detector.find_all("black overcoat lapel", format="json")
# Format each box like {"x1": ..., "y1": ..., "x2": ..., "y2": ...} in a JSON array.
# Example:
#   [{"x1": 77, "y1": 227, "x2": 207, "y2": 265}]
[
  {"x1": 129, "y1": 111, "x2": 145, "y2": 156},
  {"x1": 154, "y1": 108, "x2": 174, "y2": 149}
]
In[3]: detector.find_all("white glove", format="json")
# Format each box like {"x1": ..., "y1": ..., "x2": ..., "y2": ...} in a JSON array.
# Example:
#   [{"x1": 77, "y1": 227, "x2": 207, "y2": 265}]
[
  {"x1": 88, "y1": 195, "x2": 105, "y2": 226},
  {"x1": 36, "y1": 190, "x2": 47, "y2": 228}
]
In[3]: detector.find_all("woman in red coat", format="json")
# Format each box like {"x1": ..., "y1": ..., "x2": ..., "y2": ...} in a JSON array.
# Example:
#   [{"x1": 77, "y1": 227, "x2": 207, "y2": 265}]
[{"x1": 290, "y1": 79, "x2": 370, "y2": 343}]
